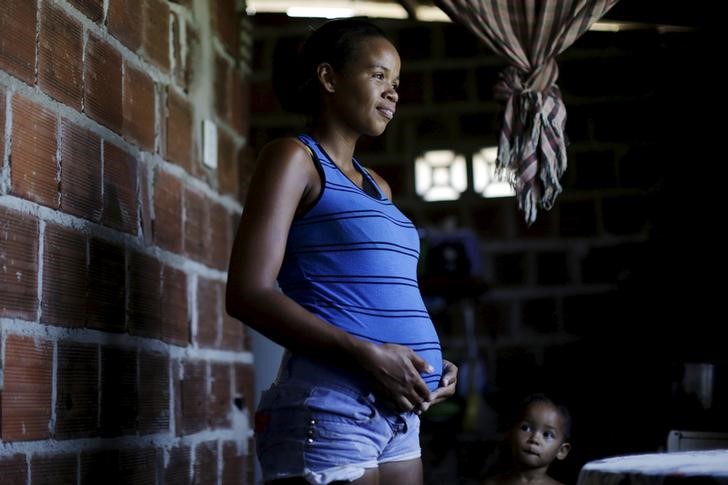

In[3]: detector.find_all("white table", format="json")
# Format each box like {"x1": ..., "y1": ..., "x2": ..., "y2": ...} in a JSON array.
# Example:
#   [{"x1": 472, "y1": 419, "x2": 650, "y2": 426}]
[{"x1": 577, "y1": 450, "x2": 728, "y2": 484}]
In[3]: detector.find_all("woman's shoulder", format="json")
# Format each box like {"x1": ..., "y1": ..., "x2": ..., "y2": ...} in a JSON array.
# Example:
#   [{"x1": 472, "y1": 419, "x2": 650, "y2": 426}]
[
  {"x1": 261, "y1": 136, "x2": 313, "y2": 161},
  {"x1": 256, "y1": 137, "x2": 318, "y2": 175}
]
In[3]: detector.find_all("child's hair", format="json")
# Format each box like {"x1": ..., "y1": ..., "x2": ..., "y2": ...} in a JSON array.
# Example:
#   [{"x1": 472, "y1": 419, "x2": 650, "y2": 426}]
[
  {"x1": 515, "y1": 392, "x2": 572, "y2": 441},
  {"x1": 272, "y1": 19, "x2": 389, "y2": 115}
]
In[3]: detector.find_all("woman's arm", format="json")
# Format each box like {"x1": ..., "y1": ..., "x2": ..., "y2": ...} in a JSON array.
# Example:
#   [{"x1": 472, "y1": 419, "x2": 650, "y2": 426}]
[{"x1": 225, "y1": 139, "x2": 432, "y2": 411}]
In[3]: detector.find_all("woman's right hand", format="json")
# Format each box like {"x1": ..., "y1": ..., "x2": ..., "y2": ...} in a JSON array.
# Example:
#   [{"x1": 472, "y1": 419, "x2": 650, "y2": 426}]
[{"x1": 356, "y1": 342, "x2": 433, "y2": 413}]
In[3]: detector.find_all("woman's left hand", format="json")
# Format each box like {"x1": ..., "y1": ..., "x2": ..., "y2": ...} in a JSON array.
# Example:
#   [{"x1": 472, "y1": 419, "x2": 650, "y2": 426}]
[{"x1": 417, "y1": 359, "x2": 458, "y2": 414}]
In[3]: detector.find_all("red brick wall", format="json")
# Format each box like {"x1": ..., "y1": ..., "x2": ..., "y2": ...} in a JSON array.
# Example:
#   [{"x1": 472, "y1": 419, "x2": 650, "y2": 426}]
[{"x1": 0, "y1": 2, "x2": 254, "y2": 483}]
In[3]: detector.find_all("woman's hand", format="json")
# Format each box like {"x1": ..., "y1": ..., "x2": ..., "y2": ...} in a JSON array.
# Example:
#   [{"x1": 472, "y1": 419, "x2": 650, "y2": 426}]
[
  {"x1": 356, "y1": 342, "x2": 433, "y2": 413},
  {"x1": 418, "y1": 359, "x2": 458, "y2": 413}
]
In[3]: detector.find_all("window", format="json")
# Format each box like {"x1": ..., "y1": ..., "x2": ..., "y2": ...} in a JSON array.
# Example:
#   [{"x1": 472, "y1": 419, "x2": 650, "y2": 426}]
[
  {"x1": 473, "y1": 147, "x2": 515, "y2": 198},
  {"x1": 414, "y1": 150, "x2": 467, "y2": 201},
  {"x1": 413, "y1": 147, "x2": 515, "y2": 201}
]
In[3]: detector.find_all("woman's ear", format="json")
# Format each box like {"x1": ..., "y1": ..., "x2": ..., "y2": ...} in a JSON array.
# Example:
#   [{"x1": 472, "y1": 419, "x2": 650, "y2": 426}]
[{"x1": 317, "y1": 63, "x2": 336, "y2": 93}]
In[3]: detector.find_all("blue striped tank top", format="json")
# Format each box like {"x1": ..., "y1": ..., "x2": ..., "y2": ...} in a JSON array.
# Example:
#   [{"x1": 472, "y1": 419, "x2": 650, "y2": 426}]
[{"x1": 277, "y1": 134, "x2": 443, "y2": 391}]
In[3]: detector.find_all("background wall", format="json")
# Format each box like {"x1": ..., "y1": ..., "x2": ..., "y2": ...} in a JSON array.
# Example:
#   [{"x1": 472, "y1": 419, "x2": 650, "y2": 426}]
[
  {"x1": 247, "y1": 9, "x2": 724, "y2": 484},
  {"x1": 0, "y1": 0, "x2": 256, "y2": 483}
]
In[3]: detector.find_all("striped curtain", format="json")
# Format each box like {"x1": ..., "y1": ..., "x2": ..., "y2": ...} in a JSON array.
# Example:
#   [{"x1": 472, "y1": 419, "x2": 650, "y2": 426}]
[{"x1": 435, "y1": 0, "x2": 619, "y2": 224}]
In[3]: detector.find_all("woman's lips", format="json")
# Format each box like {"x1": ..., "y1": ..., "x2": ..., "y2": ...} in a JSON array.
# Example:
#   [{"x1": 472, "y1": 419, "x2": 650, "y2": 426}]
[{"x1": 377, "y1": 107, "x2": 395, "y2": 120}]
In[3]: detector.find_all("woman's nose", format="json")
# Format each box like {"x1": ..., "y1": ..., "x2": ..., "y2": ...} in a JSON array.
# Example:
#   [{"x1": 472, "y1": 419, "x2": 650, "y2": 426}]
[{"x1": 383, "y1": 87, "x2": 398, "y2": 103}]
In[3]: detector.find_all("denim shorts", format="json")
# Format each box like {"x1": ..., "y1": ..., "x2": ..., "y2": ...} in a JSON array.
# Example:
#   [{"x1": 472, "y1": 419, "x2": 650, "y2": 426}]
[{"x1": 254, "y1": 355, "x2": 421, "y2": 484}]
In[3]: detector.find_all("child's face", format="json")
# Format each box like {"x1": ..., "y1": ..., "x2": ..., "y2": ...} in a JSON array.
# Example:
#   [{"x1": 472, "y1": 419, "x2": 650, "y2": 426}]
[{"x1": 510, "y1": 400, "x2": 571, "y2": 470}]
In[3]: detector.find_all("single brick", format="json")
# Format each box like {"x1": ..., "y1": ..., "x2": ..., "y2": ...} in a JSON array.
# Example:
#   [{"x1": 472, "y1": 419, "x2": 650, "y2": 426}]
[
  {"x1": 165, "y1": 89, "x2": 194, "y2": 172},
  {"x1": 138, "y1": 351, "x2": 170, "y2": 434},
  {"x1": 222, "y1": 441, "x2": 246, "y2": 485},
  {"x1": 85, "y1": 34, "x2": 123, "y2": 133},
  {"x1": 0, "y1": 454, "x2": 27, "y2": 484},
  {"x1": 196, "y1": 277, "x2": 220, "y2": 348},
  {"x1": 128, "y1": 250, "x2": 162, "y2": 339},
  {"x1": 184, "y1": 188, "x2": 209, "y2": 262},
  {"x1": 100, "y1": 347, "x2": 138, "y2": 437},
  {"x1": 153, "y1": 169, "x2": 183, "y2": 253},
  {"x1": 55, "y1": 341, "x2": 99, "y2": 439},
  {"x1": 217, "y1": 129, "x2": 238, "y2": 198},
  {"x1": 0, "y1": 206, "x2": 39, "y2": 320},
  {"x1": 108, "y1": 0, "x2": 142, "y2": 51},
  {"x1": 208, "y1": 363, "x2": 231, "y2": 428},
  {"x1": 192, "y1": 440, "x2": 217, "y2": 485},
  {"x1": 41, "y1": 223, "x2": 87, "y2": 327},
  {"x1": 176, "y1": 360, "x2": 206, "y2": 436},
  {"x1": 1, "y1": 335, "x2": 53, "y2": 441},
  {"x1": 142, "y1": 0, "x2": 170, "y2": 72},
  {"x1": 0, "y1": 0, "x2": 37, "y2": 84},
  {"x1": 87, "y1": 236, "x2": 126, "y2": 332},
  {"x1": 68, "y1": 0, "x2": 104, "y2": 22},
  {"x1": 11, "y1": 95, "x2": 59, "y2": 208},
  {"x1": 38, "y1": 2, "x2": 83, "y2": 109},
  {"x1": 31, "y1": 453, "x2": 77, "y2": 484},
  {"x1": 123, "y1": 63, "x2": 156, "y2": 151},
  {"x1": 102, "y1": 142, "x2": 138, "y2": 235},
  {"x1": 164, "y1": 445, "x2": 191, "y2": 485},
  {"x1": 59, "y1": 119, "x2": 102, "y2": 221}
]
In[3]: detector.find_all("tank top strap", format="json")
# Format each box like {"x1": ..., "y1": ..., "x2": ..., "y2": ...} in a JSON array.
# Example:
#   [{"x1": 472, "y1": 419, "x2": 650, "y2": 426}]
[{"x1": 297, "y1": 134, "x2": 326, "y2": 162}]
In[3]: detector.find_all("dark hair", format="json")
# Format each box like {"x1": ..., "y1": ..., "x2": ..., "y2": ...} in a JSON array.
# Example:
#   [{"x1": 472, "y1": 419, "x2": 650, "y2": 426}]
[
  {"x1": 515, "y1": 393, "x2": 572, "y2": 441},
  {"x1": 272, "y1": 19, "x2": 389, "y2": 115}
]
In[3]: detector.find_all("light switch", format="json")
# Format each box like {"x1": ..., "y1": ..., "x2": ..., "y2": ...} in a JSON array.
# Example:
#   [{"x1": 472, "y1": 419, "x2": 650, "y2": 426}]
[{"x1": 202, "y1": 119, "x2": 218, "y2": 169}]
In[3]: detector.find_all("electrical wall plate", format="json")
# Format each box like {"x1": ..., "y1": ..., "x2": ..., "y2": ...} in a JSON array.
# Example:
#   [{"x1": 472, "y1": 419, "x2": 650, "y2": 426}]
[{"x1": 202, "y1": 119, "x2": 218, "y2": 169}]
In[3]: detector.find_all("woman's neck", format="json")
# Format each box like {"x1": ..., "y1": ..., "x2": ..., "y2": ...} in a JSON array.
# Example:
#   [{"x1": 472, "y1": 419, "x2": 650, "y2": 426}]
[{"x1": 309, "y1": 120, "x2": 359, "y2": 170}]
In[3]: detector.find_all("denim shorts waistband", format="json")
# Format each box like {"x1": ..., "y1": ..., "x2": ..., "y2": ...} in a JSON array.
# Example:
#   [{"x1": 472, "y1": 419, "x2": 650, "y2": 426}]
[{"x1": 278, "y1": 353, "x2": 371, "y2": 397}]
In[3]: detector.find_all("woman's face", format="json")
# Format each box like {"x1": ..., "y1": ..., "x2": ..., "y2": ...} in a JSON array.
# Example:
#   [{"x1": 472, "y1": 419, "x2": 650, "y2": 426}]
[{"x1": 325, "y1": 36, "x2": 401, "y2": 137}]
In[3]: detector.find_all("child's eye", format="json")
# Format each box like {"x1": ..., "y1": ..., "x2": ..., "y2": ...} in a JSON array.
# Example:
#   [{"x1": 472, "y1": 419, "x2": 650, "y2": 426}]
[
  {"x1": 520, "y1": 423, "x2": 531, "y2": 432},
  {"x1": 544, "y1": 431, "x2": 556, "y2": 439},
  {"x1": 373, "y1": 73, "x2": 385, "y2": 80}
]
